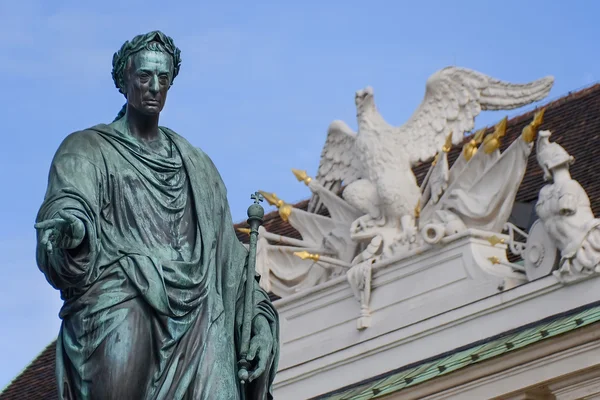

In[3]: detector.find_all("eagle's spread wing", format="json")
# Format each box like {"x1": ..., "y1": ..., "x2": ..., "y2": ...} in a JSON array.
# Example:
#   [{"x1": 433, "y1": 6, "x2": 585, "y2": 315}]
[
  {"x1": 399, "y1": 67, "x2": 554, "y2": 164},
  {"x1": 308, "y1": 120, "x2": 363, "y2": 213}
]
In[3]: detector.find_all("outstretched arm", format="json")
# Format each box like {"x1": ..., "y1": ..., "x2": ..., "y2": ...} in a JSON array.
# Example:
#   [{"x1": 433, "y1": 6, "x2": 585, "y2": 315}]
[{"x1": 35, "y1": 145, "x2": 104, "y2": 291}]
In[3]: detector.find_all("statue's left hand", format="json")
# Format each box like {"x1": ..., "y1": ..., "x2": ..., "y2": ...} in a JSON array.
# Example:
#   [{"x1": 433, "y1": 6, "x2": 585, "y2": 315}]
[{"x1": 247, "y1": 315, "x2": 274, "y2": 382}]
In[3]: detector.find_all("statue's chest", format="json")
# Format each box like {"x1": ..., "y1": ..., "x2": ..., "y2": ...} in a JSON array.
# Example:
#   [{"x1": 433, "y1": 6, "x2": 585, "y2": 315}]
[
  {"x1": 103, "y1": 153, "x2": 196, "y2": 255},
  {"x1": 536, "y1": 185, "x2": 564, "y2": 217},
  {"x1": 115, "y1": 167, "x2": 188, "y2": 208}
]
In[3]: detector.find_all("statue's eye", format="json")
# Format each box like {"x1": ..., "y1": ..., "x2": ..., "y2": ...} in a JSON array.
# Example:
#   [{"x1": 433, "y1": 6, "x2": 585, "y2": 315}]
[
  {"x1": 139, "y1": 73, "x2": 150, "y2": 80},
  {"x1": 159, "y1": 75, "x2": 169, "y2": 85}
]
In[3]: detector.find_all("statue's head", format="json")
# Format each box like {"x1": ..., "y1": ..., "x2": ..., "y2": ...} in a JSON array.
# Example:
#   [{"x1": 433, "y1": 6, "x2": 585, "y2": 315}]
[
  {"x1": 355, "y1": 86, "x2": 375, "y2": 112},
  {"x1": 111, "y1": 31, "x2": 182, "y2": 120},
  {"x1": 536, "y1": 130, "x2": 574, "y2": 181}
]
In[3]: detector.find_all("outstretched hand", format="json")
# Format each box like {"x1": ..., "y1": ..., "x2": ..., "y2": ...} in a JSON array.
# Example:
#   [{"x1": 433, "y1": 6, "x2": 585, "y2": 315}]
[
  {"x1": 34, "y1": 211, "x2": 85, "y2": 253},
  {"x1": 246, "y1": 315, "x2": 274, "y2": 382}
]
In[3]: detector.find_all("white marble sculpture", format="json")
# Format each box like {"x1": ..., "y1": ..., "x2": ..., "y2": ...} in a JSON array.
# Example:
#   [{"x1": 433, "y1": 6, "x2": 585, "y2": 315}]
[
  {"x1": 252, "y1": 225, "x2": 340, "y2": 296},
  {"x1": 272, "y1": 111, "x2": 549, "y2": 327},
  {"x1": 241, "y1": 191, "x2": 357, "y2": 298},
  {"x1": 249, "y1": 67, "x2": 561, "y2": 330},
  {"x1": 535, "y1": 130, "x2": 600, "y2": 282},
  {"x1": 309, "y1": 66, "x2": 553, "y2": 259},
  {"x1": 420, "y1": 110, "x2": 545, "y2": 237}
]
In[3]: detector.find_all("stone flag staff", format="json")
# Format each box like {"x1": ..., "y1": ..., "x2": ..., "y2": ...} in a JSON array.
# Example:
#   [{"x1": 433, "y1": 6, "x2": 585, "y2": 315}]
[{"x1": 33, "y1": 31, "x2": 279, "y2": 400}]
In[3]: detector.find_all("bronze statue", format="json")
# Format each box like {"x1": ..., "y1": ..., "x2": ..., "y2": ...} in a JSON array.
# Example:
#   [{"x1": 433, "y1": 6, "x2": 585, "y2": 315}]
[{"x1": 34, "y1": 31, "x2": 279, "y2": 400}]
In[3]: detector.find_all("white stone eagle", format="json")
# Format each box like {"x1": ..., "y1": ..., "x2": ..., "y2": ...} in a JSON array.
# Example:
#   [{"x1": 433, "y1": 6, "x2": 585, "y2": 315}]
[{"x1": 309, "y1": 66, "x2": 554, "y2": 241}]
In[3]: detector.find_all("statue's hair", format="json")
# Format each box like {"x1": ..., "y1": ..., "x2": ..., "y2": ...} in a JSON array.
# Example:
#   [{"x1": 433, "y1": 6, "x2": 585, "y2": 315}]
[{"x1": 111, "y1": 30, "x2": 182, "y2": 121}]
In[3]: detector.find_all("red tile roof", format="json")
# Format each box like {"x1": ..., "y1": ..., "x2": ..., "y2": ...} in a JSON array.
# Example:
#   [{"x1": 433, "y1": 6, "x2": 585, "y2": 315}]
[
  {"x1": 1, "y1": 342, "x2": 57, "y2": 399},
  {"x1": 3, "y1": 83, "x2": 600, "y2": 399}
]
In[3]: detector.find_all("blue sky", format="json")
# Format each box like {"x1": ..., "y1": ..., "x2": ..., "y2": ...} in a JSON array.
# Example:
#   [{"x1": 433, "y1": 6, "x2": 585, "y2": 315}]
[{"x1": 0, "y1": 0, "x2": 598, "y2": 390}]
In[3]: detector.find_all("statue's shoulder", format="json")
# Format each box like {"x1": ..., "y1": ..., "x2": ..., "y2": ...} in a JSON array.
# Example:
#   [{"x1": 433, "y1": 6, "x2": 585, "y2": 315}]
[
  {"x1": 562, "y1": 177, "x2": 588, "y2": 195},
  {"x1": 161, "y1": 126, "x2": 227, "y2": 190},
  {"x1": 161, "y1": 127, "x2": 217, "y2": 167},
  {"x1": 54, "y1": 127, "x2": 107, "y2": 163},
  {"x1": 539, "y1": 183, "x2": 553, "y2": 195},
  {"x1": 169, "y1": 130, "x2": 205, "y2": 156}
]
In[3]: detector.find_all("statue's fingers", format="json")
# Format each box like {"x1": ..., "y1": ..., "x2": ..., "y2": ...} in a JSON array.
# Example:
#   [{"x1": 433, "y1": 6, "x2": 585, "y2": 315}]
[
  {"x1": 249, "y1": 357, "x2": 267, "y2": 382},
  {"x1": 247, "y1": 341, "x2": 259, "y2": 361},
  {"x1": 34, "y1": 219, "x2": 63, "y2": 230},
  {"x1": 46, "y1": 237, "x2": 54, "y2": 254},
  {"x1": 41, "y1": 229, "x2": 57, "y2": 254},
  {"x1": 40, "y1": 229, "x2": 52, "y2": 246}
]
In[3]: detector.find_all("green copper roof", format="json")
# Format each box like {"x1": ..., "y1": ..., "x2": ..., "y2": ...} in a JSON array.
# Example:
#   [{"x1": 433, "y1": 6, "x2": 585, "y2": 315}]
[{"x1": 316, "y1": 302, "x2": 600, "y2": 400}]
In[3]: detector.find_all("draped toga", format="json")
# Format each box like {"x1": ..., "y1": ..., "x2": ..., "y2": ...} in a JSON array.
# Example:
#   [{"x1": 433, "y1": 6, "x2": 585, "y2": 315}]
[{"x1": 35, "y1": 124, "x2": 279, "y2": 400}]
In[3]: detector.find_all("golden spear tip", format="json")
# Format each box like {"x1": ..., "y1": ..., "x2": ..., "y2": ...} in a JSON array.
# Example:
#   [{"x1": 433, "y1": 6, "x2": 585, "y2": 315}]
[
  {"x1": 532, "y1": 107, "x2": 546, "y2": 126},
  {"x1": 462, "y1": 128, "x2": 486, "y2": 161},
  {"x1": 291, "y1": 168, "x2": 312, "y2": 185},
  {"x1": 258, "y1": 191, "x2": 283, "y2": 208},
  {"x1": 442, "y1": 131, "x2": 453, "y2": 152},
  {"x1": 473, "y1": 127, "x2": 487, "y2": 143},
  {"x1": 495, "y1": 116, "x2": 508, "y2": 138},
  {"x1": 259, "y1": 190, "x2": 292, "y2": 221},
  {"x1": 482, "y1": 116, "x2": 509, "y2": 154},
  {"x1": 293, "y1": 251, "x2": 320, "y2": 262},
  {"x1": 522, "y1": 107, "x2": 547, "y2": 143}
]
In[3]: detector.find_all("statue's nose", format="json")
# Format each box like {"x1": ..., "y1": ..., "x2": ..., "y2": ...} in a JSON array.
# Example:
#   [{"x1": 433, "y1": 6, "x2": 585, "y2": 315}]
[{"x1": 149, "y1": 76, "x2": 159, "y2": 94}]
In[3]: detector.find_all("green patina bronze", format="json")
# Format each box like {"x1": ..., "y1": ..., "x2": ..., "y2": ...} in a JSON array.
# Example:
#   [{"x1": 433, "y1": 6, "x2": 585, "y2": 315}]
[{"x1": 34, "y1": 30, "x2": 279, "y2": 400}]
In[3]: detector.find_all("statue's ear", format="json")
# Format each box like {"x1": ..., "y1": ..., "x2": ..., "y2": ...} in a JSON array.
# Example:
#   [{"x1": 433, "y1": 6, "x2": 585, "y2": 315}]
[
  {"x1": 118, "y1": 63, "x2": 130, "y2": 95},
  {"x1": 118, "y1": 77, "x2": 127, "y2": 95}
]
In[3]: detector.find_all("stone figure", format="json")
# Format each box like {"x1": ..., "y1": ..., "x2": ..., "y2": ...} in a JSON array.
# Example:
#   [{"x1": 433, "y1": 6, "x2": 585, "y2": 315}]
[
  {"x1": 535, "y1": 130, "x2": 600, "y2": 277},
  {"x1": 307, "y1": 67, "x2": 554, "y2": 260},
  {"x1": 34, "y1": 31, "x2": 279, "y2": 400}
]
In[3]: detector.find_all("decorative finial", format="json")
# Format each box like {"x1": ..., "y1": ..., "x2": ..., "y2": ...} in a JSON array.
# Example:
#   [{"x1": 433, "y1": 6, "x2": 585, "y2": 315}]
[
  {"x1": 247, "y1": 192, "x2": 265, "y2": 220},
  {"x1": 251, "y1": 191, "x2": 264, "y2": 204},
  {"x1": 522, "y1": 108, "x2": 546, "y2": 144},
  {"x1": 258, "y1": 191, "x2": 292, "y2": 222},
  {"x1": 293, "y1": 251, "x2": 320, "y2": 262},
  {"x1": 462, "y1": 127, "x2": 486, "y2": 161},
  {"x1": 292, "y1": 169, "x2": 312, "y2": 185},
  {"x1": 483, "y1": 116, "x2": 508, "y2": 154}
]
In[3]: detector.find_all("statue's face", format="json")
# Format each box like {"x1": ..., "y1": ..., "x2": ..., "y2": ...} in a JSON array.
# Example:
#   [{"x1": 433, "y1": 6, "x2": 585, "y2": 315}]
[{"x1": 124, "y1": 50, "x2": 173, "y2": 116}]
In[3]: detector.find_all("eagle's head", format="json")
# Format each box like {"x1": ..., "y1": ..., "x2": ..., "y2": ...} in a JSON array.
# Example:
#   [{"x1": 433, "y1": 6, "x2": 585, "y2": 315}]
[{"x1": 355, "y1": 86, "x2": 375, "y2": 116}]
